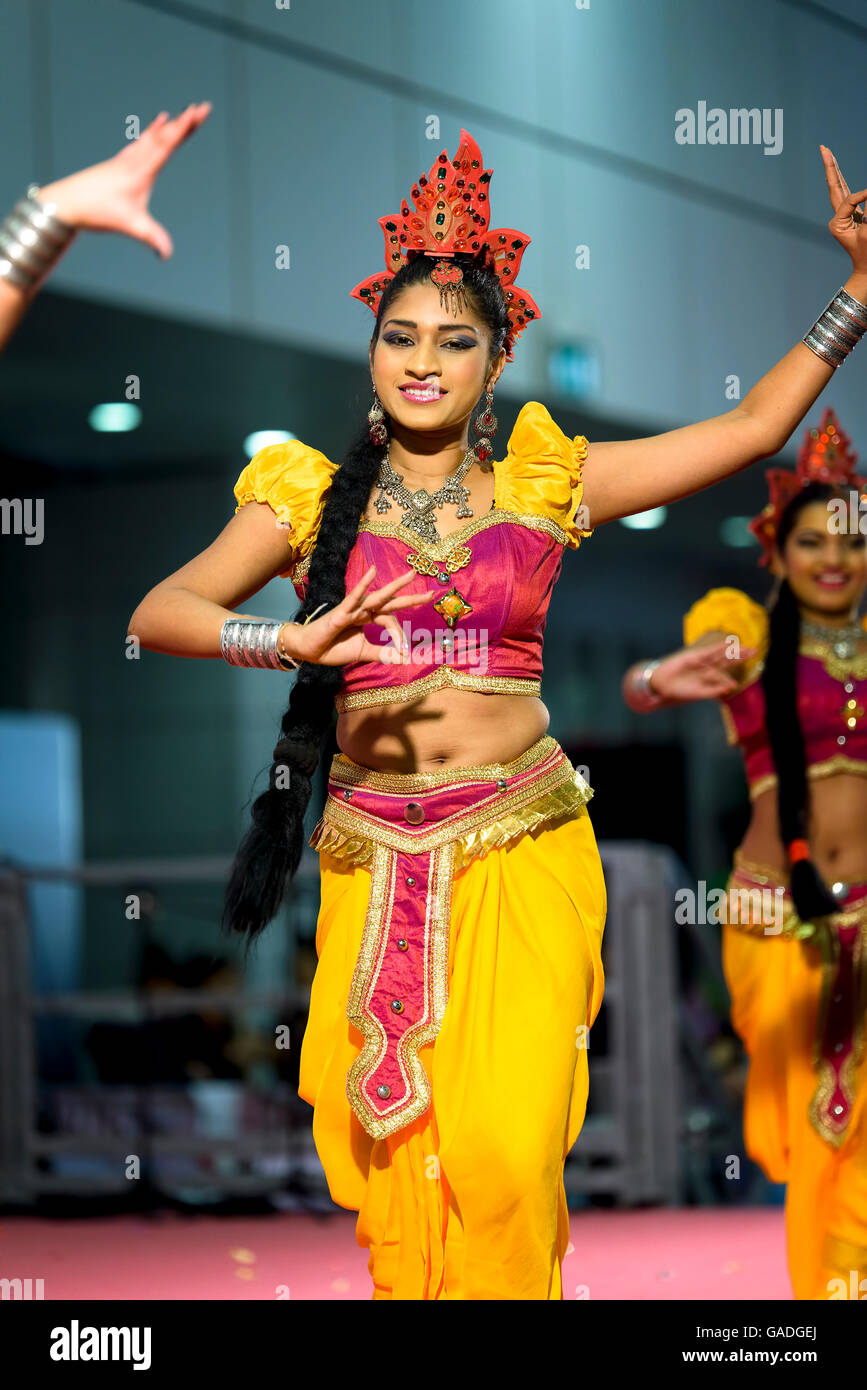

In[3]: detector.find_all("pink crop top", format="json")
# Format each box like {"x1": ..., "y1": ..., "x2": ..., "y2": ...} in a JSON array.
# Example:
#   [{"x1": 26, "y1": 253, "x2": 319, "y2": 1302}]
[
  {"x1": 683, "y1": 588, "x2": 867, "y2": 800},
  {"x1": 233, "y1": 401, "x2": 593, "y2": 712}
]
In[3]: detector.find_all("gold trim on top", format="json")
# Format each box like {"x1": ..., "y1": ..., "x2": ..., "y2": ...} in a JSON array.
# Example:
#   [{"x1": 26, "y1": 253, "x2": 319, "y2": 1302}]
[
  {"x1": 289, "y1": 507, "x2": 574, "y2": 590},
  {"x1": 799, "y1": 633, "x2": 867, "y2": 683},
  {"x1": 356, "y1": 506, "x2": 571, "y2": 555},
  {"x1": 749, "y1": 756, "x2": 867, "y2": 802},
  {"x1": 330, "y1": 733, "x2": 558, "y2": 791},
  {"x1": 334, "y1": 667, "x2": 541, "y2": 712},
  {"x1": 718, "y1": 633, "x2": 867, "y2": 712},
  {"x1": 290, "y1": 552, "x2": 312, "y2": 586}
]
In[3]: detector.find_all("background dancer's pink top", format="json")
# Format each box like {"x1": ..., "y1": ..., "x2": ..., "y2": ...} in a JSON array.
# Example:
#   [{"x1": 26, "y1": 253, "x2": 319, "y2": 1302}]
[
  {"x1": 684, "y1": 587, "x2": 867, "y2": 801},
  {"x1": 234, "y1": 401, "x2": 592, "y2": 712}
]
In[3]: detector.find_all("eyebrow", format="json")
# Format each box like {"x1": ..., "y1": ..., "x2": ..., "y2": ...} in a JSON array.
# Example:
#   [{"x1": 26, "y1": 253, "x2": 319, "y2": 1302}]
[{"x1": 382, "y1": 318, "x2": 479, "y2": 333}]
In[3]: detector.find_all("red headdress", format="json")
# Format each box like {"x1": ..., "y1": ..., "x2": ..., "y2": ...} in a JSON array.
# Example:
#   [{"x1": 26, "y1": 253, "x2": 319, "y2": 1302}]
[
  {"x1": 349, "y1": 129, "x2": 540, "y2": 361},
  {"x1": 748, "y1": 407, "x2": 867, "y2": 565}
]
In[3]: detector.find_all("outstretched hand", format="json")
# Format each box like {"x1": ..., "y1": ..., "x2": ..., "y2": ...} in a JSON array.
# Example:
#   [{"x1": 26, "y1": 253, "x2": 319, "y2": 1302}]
[
  {"x1": 820, "y1": 145, "x2": 867, "y2": 273},
  {"x1": 650, "y1": 639, "x2": 757, "y2": 703},
  {"x1": 286, "y1": 566, "x2": 438, "y2": 668},
  {"x1": 34, "y1": 103, "x2": 212, "y2": 258}
]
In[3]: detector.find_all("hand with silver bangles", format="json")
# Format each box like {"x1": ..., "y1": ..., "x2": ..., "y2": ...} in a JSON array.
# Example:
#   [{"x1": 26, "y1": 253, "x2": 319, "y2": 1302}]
[{"x1": 283, "y1": 566, "x2": 437, "y2": 668}]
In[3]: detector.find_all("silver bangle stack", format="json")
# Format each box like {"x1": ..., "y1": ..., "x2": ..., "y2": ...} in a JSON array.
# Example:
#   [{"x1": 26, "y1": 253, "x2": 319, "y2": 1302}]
[
  {"x1": 628, "y1": 659, "x2": 664, "y2": 711},
  {"x1": 0, "y1": 184, "x2": 78, "y2": 293},
  {"x1": 220, "y1": 603, "x2": 328, "y2": 671},
  {"x1": 220, "y1": 618, "x2": 298, "y2": 671},
  {"x1": 802, "y1": 286, "x2": 867, "y2": 368}
]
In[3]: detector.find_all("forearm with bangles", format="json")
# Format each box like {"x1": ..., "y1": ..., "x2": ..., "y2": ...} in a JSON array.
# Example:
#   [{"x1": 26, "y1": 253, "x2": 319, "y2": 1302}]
[
  {"x1": 622, "y1": 658, "x2": 668, "y2": 712},
  {"x1": 127, "y1": 586, "x2": 308, "y2": 668}
]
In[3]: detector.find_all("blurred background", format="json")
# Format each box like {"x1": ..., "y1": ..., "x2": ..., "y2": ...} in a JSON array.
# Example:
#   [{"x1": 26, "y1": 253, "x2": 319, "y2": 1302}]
[{"x1": 2, "y1": 0, "x2": 865, "y2": 1235}]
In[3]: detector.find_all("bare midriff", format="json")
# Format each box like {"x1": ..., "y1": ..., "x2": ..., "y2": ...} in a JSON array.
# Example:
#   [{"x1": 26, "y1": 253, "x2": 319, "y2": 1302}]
[
  {"x1": 336, "y1": 688, "x2": 551, "y2": 772},
  {"x1": 338, "y1": 471, "x2": 551, "y2": 771},
  {"x1": 739, "y1": 773, "x2": 867, "y2": 882}
]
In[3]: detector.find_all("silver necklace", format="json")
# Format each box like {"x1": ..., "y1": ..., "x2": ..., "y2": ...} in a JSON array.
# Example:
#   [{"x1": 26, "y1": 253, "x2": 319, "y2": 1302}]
[
  {"x1": 374, "y1": 446, "x2": 477, "y2": 544},
  {"x1": 801, "y1": 615, "x2": 865, "y2": 662}
]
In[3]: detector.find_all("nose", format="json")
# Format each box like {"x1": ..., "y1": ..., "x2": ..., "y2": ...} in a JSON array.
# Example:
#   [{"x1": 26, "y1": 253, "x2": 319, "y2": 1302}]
[
  {"x1": 403, "y1": 341, "x2": 441, "y2": 380},
  {"x1": 822, "y1": 535, "x2": 852, "y2": 565}
]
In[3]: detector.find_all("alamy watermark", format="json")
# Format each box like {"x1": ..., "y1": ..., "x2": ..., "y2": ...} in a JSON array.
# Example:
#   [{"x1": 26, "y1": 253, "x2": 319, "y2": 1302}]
[
  {"x1": 0, "y1": 498, "x2": 44, "y2": 545},
  {"x1": 675, "y1": 880, "x2": 785, "y2": 933},
  {"x1": 675, "y1": 102, "x2": 783, "y2": 156}
]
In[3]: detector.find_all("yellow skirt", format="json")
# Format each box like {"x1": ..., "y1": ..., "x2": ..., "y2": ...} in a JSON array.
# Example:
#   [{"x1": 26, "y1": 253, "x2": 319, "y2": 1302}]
[
  {"x1": 723, "y1": 852, "x2": 867, "y2": 1301},
  {"x1": 297, "y1": 747, "x2": 607, "y2": 1301}
]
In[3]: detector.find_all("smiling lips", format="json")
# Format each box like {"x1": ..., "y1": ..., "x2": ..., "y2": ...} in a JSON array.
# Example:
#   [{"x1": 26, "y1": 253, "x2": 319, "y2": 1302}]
[
  {"x1": 815, "y1": 571, "x2": 850, "y2": 588},
  {"x1": 399, "y1": 384, "x2": 446, "y2": 403}
]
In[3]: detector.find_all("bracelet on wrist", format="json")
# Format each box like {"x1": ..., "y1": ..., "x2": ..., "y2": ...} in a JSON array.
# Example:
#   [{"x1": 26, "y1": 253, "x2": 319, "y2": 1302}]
[
  {"x1": 802, "y1": 284, "x2": 867, "y2": 368},
  {"x1": 220, "y1": 602, "x2": 329, "y2": 672},
  {"x1": 0, "y1": 185, "x2": 78, "y2": 294},
  {"x1": 629, "y1": 658, "x2": 664, "y2": 711}
]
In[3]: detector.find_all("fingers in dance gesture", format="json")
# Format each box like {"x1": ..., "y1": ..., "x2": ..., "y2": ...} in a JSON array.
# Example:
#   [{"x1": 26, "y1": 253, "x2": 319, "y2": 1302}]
[
  {"x1": 644, "y1": 639, "x2": 759, "y2": 704},
  {"x1": 820, "y1": 144, "x2": 867, "y2": 273},
  {"x1": 284, "y1": 566, "x2": 438, "y2": 668},
  {"x1": 34, "y1": 103, "x2": 212, "y2": 258}
]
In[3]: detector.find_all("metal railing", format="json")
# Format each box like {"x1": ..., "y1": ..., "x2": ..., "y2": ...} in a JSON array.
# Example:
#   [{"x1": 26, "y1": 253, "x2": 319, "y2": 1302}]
[{"x1": 0, "y1": 843, "x2": 740, "y2": 1207}]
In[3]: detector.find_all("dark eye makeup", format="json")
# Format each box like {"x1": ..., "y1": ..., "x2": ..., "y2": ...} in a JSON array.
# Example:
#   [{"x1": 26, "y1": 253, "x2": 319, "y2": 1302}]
[{"x1": 382, "y1": 332, "x2": 476, "y2": 350}]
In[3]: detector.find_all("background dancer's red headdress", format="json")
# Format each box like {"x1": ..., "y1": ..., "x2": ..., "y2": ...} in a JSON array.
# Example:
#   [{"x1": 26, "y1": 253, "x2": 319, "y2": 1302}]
[
  {"x1": 748, "y1": 408, "x2": 867, "y2": 565},
  {"x1": 349, "y1": 128, "x2": 540, "y2": 361}
]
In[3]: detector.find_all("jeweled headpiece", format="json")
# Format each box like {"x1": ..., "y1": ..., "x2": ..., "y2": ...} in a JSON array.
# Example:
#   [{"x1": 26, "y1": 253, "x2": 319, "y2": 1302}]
[
  {"x1": 349, "y1": 128, "x2": 540, "y2": 361},
  {"x1": 748, "y1": 407, "x2": 867, "y2": 565}
]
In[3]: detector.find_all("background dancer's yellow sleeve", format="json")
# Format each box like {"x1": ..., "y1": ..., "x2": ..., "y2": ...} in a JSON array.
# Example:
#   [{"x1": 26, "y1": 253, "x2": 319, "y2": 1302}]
[{"x1": 683, "y1": 586, "x2": 768, "y2": 683}]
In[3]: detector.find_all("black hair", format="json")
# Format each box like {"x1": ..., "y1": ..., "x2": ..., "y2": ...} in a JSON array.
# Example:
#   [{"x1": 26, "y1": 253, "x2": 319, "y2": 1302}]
[
  {"x1": 221, "y1": 247, "x2": 509, "y2": 947},
  {"x1": 762, "y1": 480, "x2": 853, "y2": 920}
]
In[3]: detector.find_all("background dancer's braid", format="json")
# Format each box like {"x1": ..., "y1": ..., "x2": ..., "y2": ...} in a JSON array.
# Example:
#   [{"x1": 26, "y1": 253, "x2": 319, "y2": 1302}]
[{"x1": 762, "y1": 482, "x2": 855, "y2": 921}]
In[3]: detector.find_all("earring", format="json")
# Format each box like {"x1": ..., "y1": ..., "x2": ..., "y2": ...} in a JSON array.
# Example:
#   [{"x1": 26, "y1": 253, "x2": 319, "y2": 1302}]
[
  {"x1": 472, "y1": 388, "x2": 498, "y2": 465},
  {"x1": 368, "y1": 387, "x2": 388, "y2": 446}
]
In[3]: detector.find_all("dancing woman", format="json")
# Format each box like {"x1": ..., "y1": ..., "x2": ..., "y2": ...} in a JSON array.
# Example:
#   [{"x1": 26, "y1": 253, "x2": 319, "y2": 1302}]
[
  {"x1": 623, "y1": 411, "x2": 867, "y2": 1301},
  {"x1": 9, "y1": 111, "x2": 867, "y2": 1299},
  {"x1": 158, "y1": 131, "x2": 867, "y2": 1302}
]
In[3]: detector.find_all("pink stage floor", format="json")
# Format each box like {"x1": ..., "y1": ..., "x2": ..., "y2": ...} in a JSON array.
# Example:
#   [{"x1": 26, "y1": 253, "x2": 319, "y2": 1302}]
[{"x1": 1, "y1": 1206, "x2": 791, "y2": 1299}]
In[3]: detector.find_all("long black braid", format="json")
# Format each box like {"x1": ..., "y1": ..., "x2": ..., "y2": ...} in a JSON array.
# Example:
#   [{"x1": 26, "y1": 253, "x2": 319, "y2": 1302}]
[
  {"x1": 762, "y1": 481, "x2": 851, "y2": 920},
  {"x1": 222, "y1": 247, "x2": 509, "y2": 946}
]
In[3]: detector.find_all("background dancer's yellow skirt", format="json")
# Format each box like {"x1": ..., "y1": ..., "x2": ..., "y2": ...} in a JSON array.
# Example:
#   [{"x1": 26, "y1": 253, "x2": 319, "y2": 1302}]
[
  {"x1": 723, "y1": 855, "x2": 867, "y2": 1301},
  {"x1": 298, "y1": 801, "x2": 607, "y2": 1300}
]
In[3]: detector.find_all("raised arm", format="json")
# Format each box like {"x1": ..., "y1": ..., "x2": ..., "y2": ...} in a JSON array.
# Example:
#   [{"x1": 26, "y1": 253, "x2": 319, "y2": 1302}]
[
  {"x1": 581, "y1": 146, "x2": 867, "y2": 528},
  {"x1": 0, "y1": 104, "x2": 211, "y2": 353}
]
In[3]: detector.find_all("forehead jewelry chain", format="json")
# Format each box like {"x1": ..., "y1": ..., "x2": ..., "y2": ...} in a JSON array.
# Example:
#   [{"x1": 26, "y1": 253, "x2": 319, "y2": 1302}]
[{"x1": 375, "y1": 446, "x2": 476, "y2": 544}]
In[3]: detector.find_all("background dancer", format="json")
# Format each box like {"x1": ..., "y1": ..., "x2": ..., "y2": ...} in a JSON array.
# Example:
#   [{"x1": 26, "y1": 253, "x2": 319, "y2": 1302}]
[{"x1": 623, "y1": 409, "x2": 867, "y2": 1299}]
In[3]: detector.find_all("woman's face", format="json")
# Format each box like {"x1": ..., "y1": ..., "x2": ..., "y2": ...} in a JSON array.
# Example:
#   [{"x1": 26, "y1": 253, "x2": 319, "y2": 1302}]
[
  {"x1": 369, "y1": 280, "x2": 505, "y2": 436},
  {"x1": 773, "y1": 497, "x2": 867, "y2": 617}
]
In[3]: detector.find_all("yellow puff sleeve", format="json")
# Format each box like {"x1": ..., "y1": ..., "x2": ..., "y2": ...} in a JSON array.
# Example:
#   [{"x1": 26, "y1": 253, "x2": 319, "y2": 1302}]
[
  {"x1": 683, "y1": 587, "x2": 768, "y2": 673},
  {"x1": 233, "y1": 440, "x2": 338, "y2": 578},
  {"x1": 493, "y1": 400, "x2": 593, "y2": 550}
]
